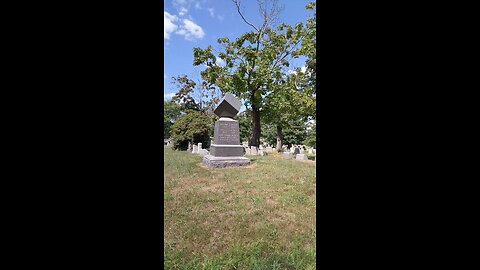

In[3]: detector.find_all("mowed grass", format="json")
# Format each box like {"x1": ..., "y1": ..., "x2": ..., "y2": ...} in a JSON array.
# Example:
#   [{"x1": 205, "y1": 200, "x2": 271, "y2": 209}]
[{"x1": 164, "y1": 146, "x2": 316, "y2": 269}]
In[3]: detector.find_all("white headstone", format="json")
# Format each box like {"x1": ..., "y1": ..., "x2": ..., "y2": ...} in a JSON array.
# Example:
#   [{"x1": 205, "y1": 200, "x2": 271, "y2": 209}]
[
  {"x1": 198, "y1": 149, "x2": 209, "y2": 156},
  {"x1": 296, "y1": 154, "x2": 308, "y2": 160},
  {"x1": 192, "y1": 145, "x2": 198, "y2": 154}
]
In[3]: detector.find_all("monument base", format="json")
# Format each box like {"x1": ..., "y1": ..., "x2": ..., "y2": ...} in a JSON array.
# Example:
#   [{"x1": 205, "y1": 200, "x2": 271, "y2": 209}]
[
  {"x1": 210, "y1": 144, "x2": 244, "y2": 157},
  {"x1": 202, "y1": 155, "x2": 250, "y2": 168}
]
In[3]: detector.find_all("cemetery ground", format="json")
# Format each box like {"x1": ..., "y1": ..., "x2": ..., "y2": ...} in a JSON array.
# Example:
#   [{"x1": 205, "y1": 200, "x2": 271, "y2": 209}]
[{"x1": 164, "y1": 146, "x2": 316, "y2": 269}]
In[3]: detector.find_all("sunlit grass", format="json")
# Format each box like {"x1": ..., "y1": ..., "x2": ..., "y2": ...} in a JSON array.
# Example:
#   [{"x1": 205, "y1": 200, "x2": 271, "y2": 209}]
[{"x1": 164, "y1": 146, "x2": 316, "y2": 269}]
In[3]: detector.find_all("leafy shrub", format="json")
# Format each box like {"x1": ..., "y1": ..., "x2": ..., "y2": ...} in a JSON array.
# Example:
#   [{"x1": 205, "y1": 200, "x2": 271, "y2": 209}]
[{"x1": 170, "y1": 110, "x2": 212, "y2": 150}]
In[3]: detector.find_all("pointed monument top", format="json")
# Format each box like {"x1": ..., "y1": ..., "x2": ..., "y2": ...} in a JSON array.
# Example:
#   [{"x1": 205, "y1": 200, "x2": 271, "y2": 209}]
[{"x1": 213, "y1": 92, "x2": 242, "y2": 118}]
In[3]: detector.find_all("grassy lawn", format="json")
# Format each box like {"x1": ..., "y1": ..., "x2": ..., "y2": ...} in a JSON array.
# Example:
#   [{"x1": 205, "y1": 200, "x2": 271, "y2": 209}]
[{"x1": 164, "y1": 146, "x2": 316, "y2": 269}]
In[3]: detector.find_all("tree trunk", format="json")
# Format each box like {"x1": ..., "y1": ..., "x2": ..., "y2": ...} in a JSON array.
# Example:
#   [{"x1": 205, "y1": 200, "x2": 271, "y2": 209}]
[
  {"x1": 275, "y1": 125, "x2": 283, "y2": 152},
  {"x1": 249, "y1": 106, "x2": 261, "y2": 147}
]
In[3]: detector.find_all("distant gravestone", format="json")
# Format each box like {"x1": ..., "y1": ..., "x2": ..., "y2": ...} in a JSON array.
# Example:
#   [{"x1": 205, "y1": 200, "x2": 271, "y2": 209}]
[
  {"x1": 198, "y1": 142, "x2": 202, "y2": 150},
  {"x1": 251, "y1": 146, "x2": 258, "y2": 155},
  {"x1": 265, "y1": 147, "x2": 273, "y2": 153},
  {"x1": 283, "y1": 152, "x2": 293, "y2": 159},
  {"x1": 258, "y1": 149, "x2": 267, "y2": 156},
  {"x1": 245, "y1": 147, "x2": 251, "y2": 155},
  {"x1": 192, "y1": 145, "x2": 198, "y2": 154},
  {"x1": 198, "y1": 149, "x2": 209, "y2": 156},
  {"x1": 308, "y1": 148, "x2": 313, "y2": 154},
  {"x1": 296, "y1": 154, "x2": 308, "y2": 161},
  {"x1": 203, "y1": 93, "x2": 250, "y2": 168},
  {"x1": 293, "y1": 148, "x2": 300, "y2": 155}
]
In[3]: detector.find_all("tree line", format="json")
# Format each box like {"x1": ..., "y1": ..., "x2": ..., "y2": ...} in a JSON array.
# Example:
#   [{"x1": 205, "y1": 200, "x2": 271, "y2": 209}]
[{"x1": 164, "y1": 0, "x2": 316, "y2": 151}]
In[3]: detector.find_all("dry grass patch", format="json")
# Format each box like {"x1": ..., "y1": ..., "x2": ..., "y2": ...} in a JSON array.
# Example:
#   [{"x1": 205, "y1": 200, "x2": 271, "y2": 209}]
[{"x1": 164, "y1": 146, "x2": 316, "y2": 269}]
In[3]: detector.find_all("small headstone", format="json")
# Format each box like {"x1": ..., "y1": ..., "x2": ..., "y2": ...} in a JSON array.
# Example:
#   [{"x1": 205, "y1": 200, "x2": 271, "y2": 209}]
[
  {"x1": 198, "y1": 149, "x2": 209, "y2": 156},
  {"x1": 296, "y1": 154, "x2": 308, "y2": 160},
  {"x1": 308, "y1": 148, "x2": 313, "y2": 154},
  {"x1": 265, "y1": 147, "x2": 273, "y2": 153},
  {"x1": 198, "y1": 143, "x2": 202, "y2": 150},
  {"x1": 258, "y1": 150, "x2": 268, "y2": 156},
  {"x1": 251, "y1": 146, "x2": 258, "y2": 155},
  {"x1": 293, "y1": 147, "x2": 300, "y2": 155},
  {"x1": 245, "y1": 147, "x2": 251, "y2": 155},
  {"x1": 283, "y1": 152, "x2": 293, "y2": 159},
  {"x1": 192, "y1": 145, "x2": 198, "y2": 154}
]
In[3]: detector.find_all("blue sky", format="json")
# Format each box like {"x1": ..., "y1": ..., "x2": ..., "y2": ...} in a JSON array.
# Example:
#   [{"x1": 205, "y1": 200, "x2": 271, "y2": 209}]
[{"x1": 164, "y1": 0, "x2": 313, "y2": 101}]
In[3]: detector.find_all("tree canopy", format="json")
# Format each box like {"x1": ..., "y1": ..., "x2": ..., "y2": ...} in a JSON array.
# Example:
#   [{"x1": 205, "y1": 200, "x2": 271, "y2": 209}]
[{"x1": 164, "y1": 1, "x2": 316, "y2": 150}]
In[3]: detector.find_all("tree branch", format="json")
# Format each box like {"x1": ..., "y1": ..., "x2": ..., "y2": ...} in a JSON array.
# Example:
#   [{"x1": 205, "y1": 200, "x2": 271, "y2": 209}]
[{"x1": 232, "y1": 0, "x2": 258, "y2": 32}]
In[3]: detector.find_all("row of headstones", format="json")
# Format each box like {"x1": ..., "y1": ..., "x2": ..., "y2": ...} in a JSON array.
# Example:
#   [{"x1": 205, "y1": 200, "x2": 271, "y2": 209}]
[
  {"x1": 189, "y1": 142, "x2": 209, "y2": 156},
  {"x1": 164, "y1": 139, "x2": 172, "y2": 146},
  {"x1": 288, "y1": 146, "x2": 316, "y2": 155},
  {"x1": 244, "y1": 146, "x2": 271, "y2": 156},
  {"x1": 282, "y1": 145, "x2": 316, "y2": 161},
  {"x1": 242, "y1": 142, "x2": 315, "y2": 155},
  {"x1": 282, "y1": 152, "x2": 316, "y2": 161}
]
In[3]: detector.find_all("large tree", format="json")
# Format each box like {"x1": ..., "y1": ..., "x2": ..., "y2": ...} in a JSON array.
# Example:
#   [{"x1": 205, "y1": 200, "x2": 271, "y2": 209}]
[
  {"x1": 263, "y1": 2, "x2": 316, "y2": 151},
  {"x1": 164, "y1": 100, "x2": 182, "y2": 139},
  {"x1": 263, "y1": 68, "x2": 315, "y2": 151},
  {"x1": 301, "y1": 2, "x2": 316, "y2": 93},
  {"x1": 192, "y1": 0, "x2": 307, "y2": 147}
]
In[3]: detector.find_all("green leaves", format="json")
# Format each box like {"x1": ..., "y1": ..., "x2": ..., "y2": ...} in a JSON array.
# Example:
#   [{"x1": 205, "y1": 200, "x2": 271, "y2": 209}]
[
  {"x1": 170, "y1": 110, "x2": 212, "y2": 150},
  {"x1": 306, "y1": 2, "x2": 315, "y2": 10},
  {"x1": 189, "y1": 1, "x2": 317, "y2": 146}
]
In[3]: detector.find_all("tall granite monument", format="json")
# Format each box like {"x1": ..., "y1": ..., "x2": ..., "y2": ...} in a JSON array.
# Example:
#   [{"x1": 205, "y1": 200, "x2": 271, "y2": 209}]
[{"x1": 203, "y1": 93, "x2": 250, "y2": 168}]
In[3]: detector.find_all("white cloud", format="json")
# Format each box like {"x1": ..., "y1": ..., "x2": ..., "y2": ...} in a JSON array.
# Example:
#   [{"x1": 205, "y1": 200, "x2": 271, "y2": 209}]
[
  {"x1": 178, "y1": 7, "x2": 188, "y2": 16},
  {"x1": 195, "y1": 2, "x2": 201, "y2": 9},
  {"x1": 218, "y1": 15, "x2": 224, "y2": 21},
  {"x1": 288, "y1": 66, "x2": 307, "y2": 75},
  {"x1": 216, "y1": 57, "x2": 225, "y2": 66},
  {"x1": 176, "y1": 19, "x2": 205, "y2": 40},
  {"x1": 164, "y1": 92, "x2": 176, "y2": 100},
  {"x1": 207, "y1": 8, "x2": 215, "y2": 17},
  {"x1": 164, "y1": 12, "x2": 178, "y2": 40}
]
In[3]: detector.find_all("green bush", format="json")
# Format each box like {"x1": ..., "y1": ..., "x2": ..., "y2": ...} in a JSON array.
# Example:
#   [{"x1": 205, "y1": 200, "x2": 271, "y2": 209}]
[{"x1": 170, "y1": 110, "x2": 212, "y2": 151}]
